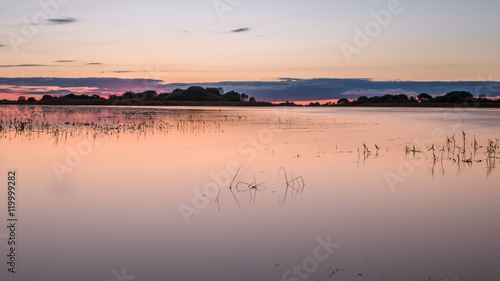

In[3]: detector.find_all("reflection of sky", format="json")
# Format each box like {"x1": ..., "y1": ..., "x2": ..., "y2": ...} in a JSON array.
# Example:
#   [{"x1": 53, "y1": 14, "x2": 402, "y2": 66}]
[{"x1": 1, "y1": 0, "x2": 500, "y2": 99}]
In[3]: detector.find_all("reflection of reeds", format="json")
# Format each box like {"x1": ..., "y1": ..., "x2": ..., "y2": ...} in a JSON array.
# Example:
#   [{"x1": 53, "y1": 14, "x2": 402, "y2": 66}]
[
  {"x1": 279, "y1": 167, "x2": 305, "y2": 204},
  {"x1": 235, "y1": 173, "x2": 267, "y2": 205},
  {"x1": 363, "y1": 143, "x2": 371, "y2": 155},
  {"x1": 486, "y1": 139, "x2": 497, "y2": 170}
]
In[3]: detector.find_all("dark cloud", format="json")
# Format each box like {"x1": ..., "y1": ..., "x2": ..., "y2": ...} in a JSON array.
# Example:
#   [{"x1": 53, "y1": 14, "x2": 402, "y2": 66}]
[
  {"x1": 86, "y1": 62, "x2": 102, "y2": 65},
  {"x1": 0, "y1": 77, "x2": 165, "y2": 96},
  {"x1": 230, "y1": 27, "x2": 250, "y2": 33},
  {"x1": 0, "y1": 77, "x2": 498, "y2": 101},
  {"x1": 186, "y1": 78, "x2": 500, "y2": 101},
  {"x1": 0, "y1": 64, "x2": 50, "y2": 68},
  {"x1": 48, "y1": 17, "x2": 77, "y2": 24},
  {"x1": 0, "y1": 44, "x2": 5, "y2": 47},
  {"x1": 56, "y1": 60, "x2": 74, "y2": 63}
]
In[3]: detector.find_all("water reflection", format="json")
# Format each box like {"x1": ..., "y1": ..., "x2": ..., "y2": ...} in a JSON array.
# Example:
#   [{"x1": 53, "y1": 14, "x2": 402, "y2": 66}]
[{"x1": 1, "y1": 105, "x2": 499, "y2": 281}]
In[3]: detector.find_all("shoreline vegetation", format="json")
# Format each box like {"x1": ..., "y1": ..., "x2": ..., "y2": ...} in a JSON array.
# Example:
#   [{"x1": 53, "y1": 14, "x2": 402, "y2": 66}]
[{"x1": 1, "y1": 86, "x2": 499, "y2": 107}]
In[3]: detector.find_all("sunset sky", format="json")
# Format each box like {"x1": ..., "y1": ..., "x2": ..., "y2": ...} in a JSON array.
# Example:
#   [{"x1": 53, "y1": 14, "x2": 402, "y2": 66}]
[{"x1": 1, "y1": 0, "x2": 500, "y2": 101}]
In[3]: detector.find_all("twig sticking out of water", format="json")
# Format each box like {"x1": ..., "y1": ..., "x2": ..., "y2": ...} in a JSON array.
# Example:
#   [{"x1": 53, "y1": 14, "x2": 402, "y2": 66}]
[
  {"x1": 362, "y1": 143, "x2": 371, "y2": 155},
  {"x1": 406, "y1": 145, "x2": 421, "y2": 154},
  {"x1": 235, "y1": 173, "x2": 267, "y2": 205},
  {"x1": 279, "y1": 167, "x2": 306, "y2": 203},
  {"x1": 428, "y1": 144, "x2": 439, "y2": 162},
  {"x1": 228, "y1": 166, "x2": 241, "y2": 190},
  {"x1": 215, "y1": 189, "x2": 221, "y2": 211}
]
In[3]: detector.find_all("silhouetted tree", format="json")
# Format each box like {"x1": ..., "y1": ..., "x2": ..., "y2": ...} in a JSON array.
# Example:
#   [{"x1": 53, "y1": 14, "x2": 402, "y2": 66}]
[
  {"x1": 223, "y1": 90, "x2": 241, "y2": 101},
  {"x1": 184, "y1": 86, "x2": 207, "y2": 100},
  {"x1": 17, "y1": 96, "x2": 26, "y2": 102},
  {"x1": 337, "y1": 98, "x2": 349, "y2": 105},
  {"x1": 357, "y1": 96, "x2": 369, "y2": 103},
  {"x1": 41, "y1": 95, "x2": 55, "y2": 100},
  {"x1": 206, "y1": 87, "x2": 222, "y2": 96},
  {"x1": 393, "y1": 94, "x2": 410, "y2": 103},
  {"x1": 434, "y1": 91, "x2": 473, "y2": 103},
  {"x1": 249, "y1": 97, "x2": 256, "y2": 102},
  {"x1": 27, "y1": 97, "x2": 36, "y2": 102},
  {"x1": 141, "y1": 90, "x2": 158, "y2": 100},
  {"x1": 121, "y1": 91, "x2": 137, "y2": 99},
  {"x1": 417, "y1": 93, "x2": 432, "y2": 102}
]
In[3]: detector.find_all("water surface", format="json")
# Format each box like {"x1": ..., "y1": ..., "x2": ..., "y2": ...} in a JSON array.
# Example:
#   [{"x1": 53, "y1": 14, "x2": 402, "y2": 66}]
[{"x1": 1, "y1": 105, "x2": 499, "y2": 281}]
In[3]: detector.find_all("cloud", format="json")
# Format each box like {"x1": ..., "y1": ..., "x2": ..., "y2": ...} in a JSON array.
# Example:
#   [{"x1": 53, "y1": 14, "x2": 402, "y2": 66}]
[
  {"x1": 0, "y1": 44, "x2": 5, "y2": 47},
  {"x1": 86, "y1": 62, "x2": 102, "y2": 65},
  {"x1": 0, "y1": 64, "x2": 50, "y2": 68},
  {"x1": 0, "y1": 77, "x2": 499, "y2": 101},
  {"x1": 48, "y1": 17, "x2": 77, "y2": 24},
  {"x1": 0, "y1": 77, "x2": 166, "y2": 97},
  {"x1": 230, "y1": 27, "x2": 250, "y2": 33},
  {"x1": 56, "y1": 60, "x2": 74, "y2": 63},
  {"x1": 191, "y1": 78, "x2": 500, "y2": 101}
]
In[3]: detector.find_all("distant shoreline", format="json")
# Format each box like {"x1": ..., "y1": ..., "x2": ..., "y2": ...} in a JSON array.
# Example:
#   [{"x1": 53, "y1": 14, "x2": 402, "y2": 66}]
[
  {"x1": 2, "y1": 87, "x2": 499, "y2": 108},
  {"x1": 0, "y1": 100, "x2": 274, "y2": 107},
  {"x1": 2, "y1": 100, "x2": 500, "y2": 108}
]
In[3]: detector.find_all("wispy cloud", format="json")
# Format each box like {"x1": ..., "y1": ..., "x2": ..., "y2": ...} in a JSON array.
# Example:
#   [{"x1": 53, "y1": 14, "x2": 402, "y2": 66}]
[
  {"x1": 0, "y1": 44, "x2": 5, "y2": 48},
  {"x1": 230, "y1": 27, "x2": 250, "y2": 33},
  {"x1": 0, "y1": 64, "x2": 50, "y2": 68},
  {"x1": 48, "y1": 17, "x2": 77, "y2": 24},
  {"x1": 86, "y1": 62, "x2": 102, "y2": 65},
  {"x1": 56, "y1": 60, "x2": 74, "y2": 63}
]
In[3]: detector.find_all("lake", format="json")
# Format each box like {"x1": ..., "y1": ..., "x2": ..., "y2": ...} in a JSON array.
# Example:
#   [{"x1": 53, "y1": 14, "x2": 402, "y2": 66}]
[{"x1": 1, "y1": 105, "x2": 499, "y2": 281}]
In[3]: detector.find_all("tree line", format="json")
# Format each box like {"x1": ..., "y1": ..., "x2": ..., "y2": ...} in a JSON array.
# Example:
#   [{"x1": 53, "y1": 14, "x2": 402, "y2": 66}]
[
  {"x1": 4, "y1": 89, "x2": 500, "y2": 107},
  {"x1": 10, "y1": 86, "x2": 259, "y2": 105},
  {"x1": 307, "y1": 91, "x2": 500, "y2": 107}
]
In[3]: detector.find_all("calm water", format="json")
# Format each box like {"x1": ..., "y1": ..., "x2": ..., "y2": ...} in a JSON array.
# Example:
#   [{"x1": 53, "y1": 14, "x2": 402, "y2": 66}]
[{"x1": 1, "y1": 105, "x2": 499, "y2": 281}]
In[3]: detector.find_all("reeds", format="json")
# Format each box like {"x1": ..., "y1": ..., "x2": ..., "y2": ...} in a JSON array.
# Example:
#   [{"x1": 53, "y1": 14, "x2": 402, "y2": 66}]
[
  {"x1": 279, "y1": 167, "x2": 305, "y2": 204},
  {"x1": 0, "y1": 109, "x2": 222, "y2": 143},
  {"x1": 408, "y1": 130, "x2": 498, "y2": 173}
]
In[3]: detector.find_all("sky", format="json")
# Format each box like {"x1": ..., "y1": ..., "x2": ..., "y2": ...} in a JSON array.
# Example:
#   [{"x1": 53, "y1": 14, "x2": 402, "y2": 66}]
[{"x1": 1, "y1": 0, "x2": 500, "y2": 101}]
